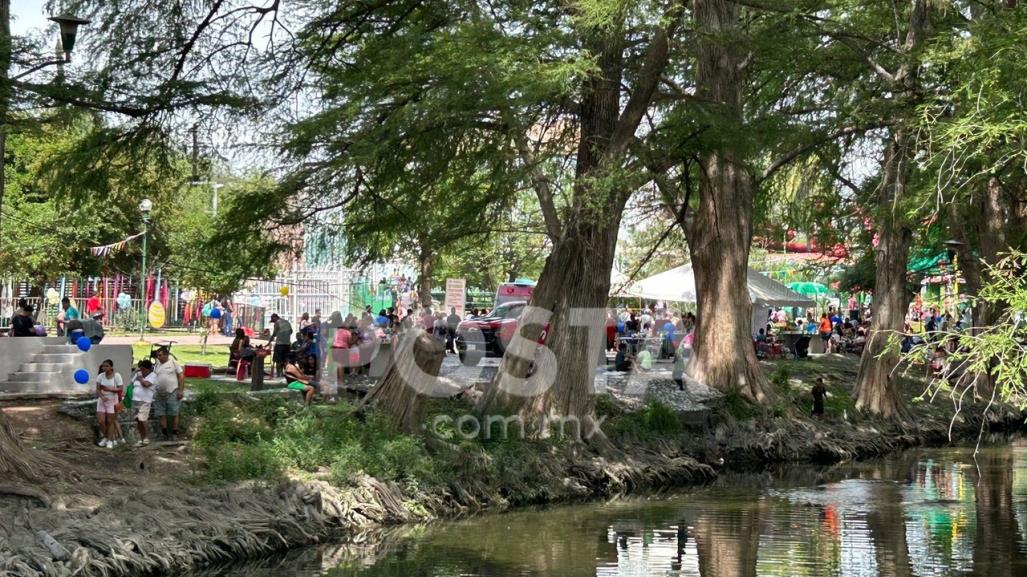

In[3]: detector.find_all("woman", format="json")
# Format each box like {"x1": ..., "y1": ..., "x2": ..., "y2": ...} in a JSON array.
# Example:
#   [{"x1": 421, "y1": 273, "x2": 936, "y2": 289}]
[
  {"x1": 331, "y1": 321, "x2": 353, "y2": 387},
  {"x1": 284, "y1": 355, "x2": 317, "y2": 405},
  {"x1": 818, "y1": 313, "x2": 834, "y2": 353},
  {"x1": 95, "y1": 359, "x2": 124, "y2": 449},
  {"x1": 228, "y1": 328, "x2": 251, "y2": 370}
]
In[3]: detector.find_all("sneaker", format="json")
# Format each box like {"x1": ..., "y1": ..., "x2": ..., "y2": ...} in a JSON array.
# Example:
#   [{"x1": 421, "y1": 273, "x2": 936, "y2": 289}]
[
  {"x1": 141, "y1": 438, "x2": 150, "y2": 446},
  {"x1": 134, "y1": 440, "x2": 145, "y2": 448},
  {"x1": 97, "y1": 437, "x2": 108, "y2": 447},
  {"x1": 104, "y1": 440, "x2": 115, "y2": 449}
]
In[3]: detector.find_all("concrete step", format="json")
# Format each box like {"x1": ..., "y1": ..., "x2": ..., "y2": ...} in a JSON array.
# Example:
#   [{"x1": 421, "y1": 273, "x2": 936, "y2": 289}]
[
  {"x1": 42, "y1": 344, "x2": 78, "y2": 353},
  {"x1": 32, "y1": 353, "x2": 81, "y2": 363},
  {"x1": 18, "y1": 363, "x2": 65, "y2": 372},
  {"x1": 0, "y1": 379, "x2": 74, "y2": 395},
  {"x1": 8, "y1": 371, "x2": 64, "y2": 383}
]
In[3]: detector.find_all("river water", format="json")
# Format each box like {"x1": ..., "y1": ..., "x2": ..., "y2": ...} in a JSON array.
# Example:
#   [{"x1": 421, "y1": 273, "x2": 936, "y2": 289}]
[{"x1": 203, "y1": 442, "x2": 1027, "y2": 577}]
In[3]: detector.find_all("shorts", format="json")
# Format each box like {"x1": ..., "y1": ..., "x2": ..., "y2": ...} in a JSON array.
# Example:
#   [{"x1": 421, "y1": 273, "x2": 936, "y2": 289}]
[
  {"x1": 96, "y1": 398, "x2": 117, "y2": 414},
  {"x1": 332, "y1": 347, "x2": 350, "y2": 366},
  {"x1": 273, "y1": 344, "x2": 291, "y2": 364},
  {"x1": 820, "y1": 332, "x2": 832, "y2": 342},
  {"x1": 133, "y1": 402, "x2": 151, "y2": 421},
  {"x1": 154, "y1": 393, "x2": 181, "y2": 417}
]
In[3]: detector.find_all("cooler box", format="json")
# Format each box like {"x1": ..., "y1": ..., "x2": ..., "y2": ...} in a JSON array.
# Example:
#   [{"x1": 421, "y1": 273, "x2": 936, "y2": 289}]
[{"x1": 184, "y1": 363, "x2": 212, "y2": 378}]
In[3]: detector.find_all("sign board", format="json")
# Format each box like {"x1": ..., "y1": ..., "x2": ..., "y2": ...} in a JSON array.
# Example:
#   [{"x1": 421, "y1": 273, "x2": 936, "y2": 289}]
[
  {"x1": 444, "y1": 278, "x2": 466, "y2": 318},
  {"x1": 147, "y1": 302, "x2": 166, "y2": 329}
]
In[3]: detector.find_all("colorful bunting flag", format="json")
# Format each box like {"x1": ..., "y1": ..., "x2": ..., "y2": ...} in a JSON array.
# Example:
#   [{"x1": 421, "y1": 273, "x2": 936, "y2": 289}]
[{"x1": 90, "y1": 232, "x2": 144, "y2": 257}]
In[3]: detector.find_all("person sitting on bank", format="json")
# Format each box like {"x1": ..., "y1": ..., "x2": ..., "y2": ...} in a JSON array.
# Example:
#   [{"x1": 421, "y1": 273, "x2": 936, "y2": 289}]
[
  {"x1": 614, "y1": 342, "x2": 633, "y2": 372},
  {"x1": 284, "y1": 355, "x2": 317, "y2": 405}
]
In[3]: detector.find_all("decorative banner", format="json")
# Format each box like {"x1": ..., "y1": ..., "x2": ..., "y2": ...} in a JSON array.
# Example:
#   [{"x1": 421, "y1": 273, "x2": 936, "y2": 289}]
[
  {"x1": 444, "y1": 278, "x2": 466, "y2": 318},
  {"x1": 91, "y1": 232, "x2": 144, "y2": 257},
  {"x1": 148, "y1": 301, "x2": 166, "y2": 329}
]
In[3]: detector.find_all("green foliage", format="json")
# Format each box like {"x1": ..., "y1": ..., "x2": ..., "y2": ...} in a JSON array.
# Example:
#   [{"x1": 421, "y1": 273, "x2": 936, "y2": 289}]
[
  {"x1": 770, "y1": 365, "x2": 791, "y2": 393},
  {"x1": 607, "y1": 400, "x2": 681, "y2": 439},
  {"x1": 191, "y1": 397, "x2": 439, "y2": 486},
  {"x1": 721, "y1": 391, "x2": 762, "y2": 421},
  {"x1": 911, "y1": 252, "x2": 1027, "y2": 411}
]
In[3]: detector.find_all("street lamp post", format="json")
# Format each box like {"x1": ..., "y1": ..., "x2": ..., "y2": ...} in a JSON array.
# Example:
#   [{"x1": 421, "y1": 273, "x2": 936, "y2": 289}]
[
  {"x1": 138, "y1": 198, "x2": 152, "y2": 342},
  {"x1": 0, "y1": 12, "x2": 90, "y2": 251}
]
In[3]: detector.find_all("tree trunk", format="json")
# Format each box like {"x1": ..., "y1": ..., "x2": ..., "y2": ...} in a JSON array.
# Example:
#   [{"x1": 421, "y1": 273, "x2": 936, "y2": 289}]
[
  {"x1": 685, "y1": 0, "x2": 772, "y2": 402},
  {"x1": 854, "y1": 133, "x2": 913, "y2": 419},
  {"x1": 417, "y1": 245, "x2": 434, "y2": 309},
  {"x1": 695, "y1": 502, "x2": 761, "y2": 577},
  {"x1": 866, "y1": 480, "x2": 913, "y2": 577},
  {"x1": 476, "y1": 25, "x2": 627, "y2": 436},
  {"x1": 360, "y1": 329, "x2": 446, "y2": 434},
  {"x1": 972, "y1": 449, "x2": 1021, "y2": 577}
]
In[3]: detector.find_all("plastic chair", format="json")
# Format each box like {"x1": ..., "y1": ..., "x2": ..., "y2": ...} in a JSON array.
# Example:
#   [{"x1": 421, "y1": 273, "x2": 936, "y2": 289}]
[{"x1": 236, "y1": 358, "x2": 251, "y2": 381}]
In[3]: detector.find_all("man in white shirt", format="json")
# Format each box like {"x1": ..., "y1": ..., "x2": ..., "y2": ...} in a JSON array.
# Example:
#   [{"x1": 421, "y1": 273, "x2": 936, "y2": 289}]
[
  {"x1": 153, "y1": 347, "x2": 185, "y2": 441},
  {"x1": 132, "y1": 359, "x2": 158, "y2": 447}
]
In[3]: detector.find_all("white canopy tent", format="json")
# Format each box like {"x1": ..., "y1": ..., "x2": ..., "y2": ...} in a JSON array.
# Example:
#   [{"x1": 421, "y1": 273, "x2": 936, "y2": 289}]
[{"x1": 623, "y1": 264, "x2": 815, "y2": 335}]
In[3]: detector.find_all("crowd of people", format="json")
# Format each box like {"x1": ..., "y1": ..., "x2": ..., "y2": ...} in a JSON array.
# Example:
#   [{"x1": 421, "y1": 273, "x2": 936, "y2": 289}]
[
  {"x1": 222, "y1": 304, "x2": 484, "y2": 406},
  {"x1": 6, "y1": 297, "x2": 106, "y2": 343}
]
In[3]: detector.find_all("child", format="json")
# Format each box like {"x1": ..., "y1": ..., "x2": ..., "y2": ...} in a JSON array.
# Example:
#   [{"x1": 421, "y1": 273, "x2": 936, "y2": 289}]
[
  {"x1": 132, "y1": 360, "x2": 158, "y2": 447},
  {"x1": 811, "y1": 378, "x2": 827, "y2": 418},
  {"x1": 95, "y1": 359, "x2": 124, "y2": 449}
]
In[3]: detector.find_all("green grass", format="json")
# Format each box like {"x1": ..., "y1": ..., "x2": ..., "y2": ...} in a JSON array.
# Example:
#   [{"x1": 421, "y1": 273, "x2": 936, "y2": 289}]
[
  {"x1": 132, "y1": 343, "x2": 232, "y2": 368},
  {"x1": 189, "y1": 396, "x2": 442, "y2": 487},
  {"x1": 606, "y1": 400, "x2": 682, "y2": 439}
]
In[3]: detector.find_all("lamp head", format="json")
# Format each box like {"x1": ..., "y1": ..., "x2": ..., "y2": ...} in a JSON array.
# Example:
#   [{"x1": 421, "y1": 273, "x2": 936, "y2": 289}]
[
  {"x1": 48, "y1": 15, "x2": 91, "y2": 60},
  {"x1": 139, "y1": 198, "x2": 153, "y2": 214}
]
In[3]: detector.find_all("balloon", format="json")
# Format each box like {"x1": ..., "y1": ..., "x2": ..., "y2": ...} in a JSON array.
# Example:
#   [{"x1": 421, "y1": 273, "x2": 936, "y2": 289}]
[
  {"x1": 34, "y1": 325, "x2": 45, "y2": 336},
  {"x1": 210, "y1": 308, "x2": 222, "y2": 319},
  {"x1": 46, "y1": 288, "x2": 60, "y2": 305},
  {"x1": 181, "y1": 290, "x2": 196, "y2": 303},
  {"x1": 279, "y1": 286, "x2": 289, "y2": 297},
  {"x1": 116, "y1": 292, "x2": 132, "y2": 309},
  {"x1": 76, "y1": 336, "x2": 92, "y2": 352},
  {"x1": 74, "y1": 369, "x2": 90, "y2": 384}
]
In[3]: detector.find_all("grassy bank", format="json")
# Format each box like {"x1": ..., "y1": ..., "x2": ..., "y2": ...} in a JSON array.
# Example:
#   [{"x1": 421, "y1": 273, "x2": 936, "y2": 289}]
[{"x1": 131, "y1": 343, "x2": 231, "y2": 367}]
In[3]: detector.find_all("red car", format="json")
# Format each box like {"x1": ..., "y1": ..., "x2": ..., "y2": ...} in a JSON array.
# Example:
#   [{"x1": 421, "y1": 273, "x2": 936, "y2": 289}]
[{"x1": 455, "y1": 301, "x2": 548, "y2": 364}]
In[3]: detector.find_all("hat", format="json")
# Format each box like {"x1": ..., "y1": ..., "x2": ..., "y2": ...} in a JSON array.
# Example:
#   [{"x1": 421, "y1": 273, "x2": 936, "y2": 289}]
[{"x1": 270, "y1": 313, "x2": 280, "y2": 321}]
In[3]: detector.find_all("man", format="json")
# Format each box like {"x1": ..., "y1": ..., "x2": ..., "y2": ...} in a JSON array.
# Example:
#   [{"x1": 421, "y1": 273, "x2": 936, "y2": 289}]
[
  {"x1": 57, "y1": 297, "x2": 78, "y2": 337},
  {"x1": 268, "y1": 313, "x2": 293, "y2": 379},
  {"x1": 446, "y1": 307, "x2": 462, "y2": 353},
  {"x1": 153, "y1": 347, "x2": 185, "y2": 440}
]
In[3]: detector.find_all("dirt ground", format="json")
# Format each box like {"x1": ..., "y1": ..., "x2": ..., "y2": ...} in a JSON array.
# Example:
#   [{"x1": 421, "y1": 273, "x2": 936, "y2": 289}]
[{"x1": 0, "y1": 399, "x2": 194, "y2": 483}]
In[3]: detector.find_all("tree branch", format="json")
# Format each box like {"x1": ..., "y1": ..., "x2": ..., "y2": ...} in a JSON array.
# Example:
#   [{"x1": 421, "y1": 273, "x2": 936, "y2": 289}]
[
  {"x1": 759, "y1": 124, "x2": 884, "y2": 183},
  {"x1": 610, "y1": 21, "x2": 676, "y2": 156}
]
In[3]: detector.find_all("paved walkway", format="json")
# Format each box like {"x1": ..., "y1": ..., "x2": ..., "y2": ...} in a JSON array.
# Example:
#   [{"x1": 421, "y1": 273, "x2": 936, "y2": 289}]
[{"x1": 102, "y1": 334, "x2": 236, "y2": 346}]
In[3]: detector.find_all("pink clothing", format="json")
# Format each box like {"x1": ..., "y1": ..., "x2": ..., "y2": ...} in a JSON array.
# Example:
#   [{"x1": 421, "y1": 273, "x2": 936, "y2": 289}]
[
  {"x1": 96, "y1": 397, "x2": 117, "y2": 414},
  {"x1": 333, "y1": 329, "x2": 352, "y2": 348}
]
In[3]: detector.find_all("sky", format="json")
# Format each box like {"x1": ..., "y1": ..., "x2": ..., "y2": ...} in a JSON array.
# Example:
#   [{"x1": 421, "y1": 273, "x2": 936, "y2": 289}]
[{"x1": 11, "y1": 0, "x2": 51, "y2": 36}]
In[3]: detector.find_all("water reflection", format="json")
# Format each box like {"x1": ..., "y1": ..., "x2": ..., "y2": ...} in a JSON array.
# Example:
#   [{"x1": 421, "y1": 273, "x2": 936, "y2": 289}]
[{"x1": 203, "y1": 443, "x2": 1027, "y2": 577}]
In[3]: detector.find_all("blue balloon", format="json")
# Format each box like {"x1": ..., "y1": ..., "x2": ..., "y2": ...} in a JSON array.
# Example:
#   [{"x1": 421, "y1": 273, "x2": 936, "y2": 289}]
[
  {"x1": 210, "y1": 308, "x2": 222, "y2": 319},
  {"x1": 74, "y1": 369, "x2": 90, "y2": 384},
  {"x1": 76, "y1": 336, "x2": 92, "y2": 352}
]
